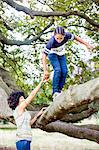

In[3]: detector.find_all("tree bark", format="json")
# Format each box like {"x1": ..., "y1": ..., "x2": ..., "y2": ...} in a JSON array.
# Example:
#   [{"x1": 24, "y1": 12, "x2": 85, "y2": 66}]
[
  {"x1": 36, "y1": 78, "x2": 99, "y2": 127},
  {"x1": 43, "y1": 121, "x2": 99, "y2": 143},
  {"x1": 61, "y1": 108, "x2": 97, "y2": 123}
]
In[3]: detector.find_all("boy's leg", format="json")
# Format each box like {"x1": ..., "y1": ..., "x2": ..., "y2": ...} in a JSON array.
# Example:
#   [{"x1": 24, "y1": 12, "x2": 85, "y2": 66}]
[
  {"x1": 16, "y1": 140, "x2": 31, "y2": 150},
  {"x1": 58, "y1": 55, "x2": 68, "y2": 91},
  {"x1": 48, "y1": 53, "x2": 61, "y2": 94}
]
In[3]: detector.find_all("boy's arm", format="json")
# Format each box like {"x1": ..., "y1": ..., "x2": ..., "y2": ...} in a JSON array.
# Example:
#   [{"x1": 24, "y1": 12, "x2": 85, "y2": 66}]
[
  {"x1": 42, "y1": 52, "x2": 49, "y2": 79},
  {"x1": 74, "y1": 36, "x2": 93, "y2": 50}
]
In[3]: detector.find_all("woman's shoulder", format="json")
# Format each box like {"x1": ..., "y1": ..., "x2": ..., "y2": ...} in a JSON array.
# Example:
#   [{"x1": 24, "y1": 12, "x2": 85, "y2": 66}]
[
  {"x1": 13, "y1": 107, "x2": 19, "y2": 118},
  {"x1": 13, "y1": 106, "x2": 24, "y2": 118}
]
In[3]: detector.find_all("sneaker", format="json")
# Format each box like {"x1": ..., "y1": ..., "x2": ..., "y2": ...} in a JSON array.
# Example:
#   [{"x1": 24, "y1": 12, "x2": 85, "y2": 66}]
[{"x1": 52, "y1": 92, "x2": 61, "y2": 100}]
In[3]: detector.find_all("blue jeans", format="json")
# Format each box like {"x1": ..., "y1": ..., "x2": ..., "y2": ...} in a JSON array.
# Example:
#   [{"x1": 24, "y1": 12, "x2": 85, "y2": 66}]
[
  {"x1": 16, "y1": 140, "x2": 31, "y2": 150},
  {"x1": 48, "y1": 53, "x2": 68, "y2": 94}
]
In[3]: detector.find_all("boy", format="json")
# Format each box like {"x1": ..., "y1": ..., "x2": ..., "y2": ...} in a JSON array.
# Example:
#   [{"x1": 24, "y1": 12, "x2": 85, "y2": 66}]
[{"x1": 42, "y1": 26, "x2": 93, "y2": 99}]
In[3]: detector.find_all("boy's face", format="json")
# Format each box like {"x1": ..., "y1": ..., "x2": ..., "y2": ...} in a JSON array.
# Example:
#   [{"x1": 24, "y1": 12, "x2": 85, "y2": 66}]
[{"x1": 54, "y1": 34, "x2": 65, "y2": 43}]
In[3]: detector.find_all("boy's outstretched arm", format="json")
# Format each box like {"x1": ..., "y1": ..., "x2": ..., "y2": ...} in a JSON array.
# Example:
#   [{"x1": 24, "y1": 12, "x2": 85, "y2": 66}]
[
  {"x1": 42, "y1": 52, "x2": 49, "y2": 79},
  {"x1": 74, "y1": 36, "x2": 93, "y2": 50}
]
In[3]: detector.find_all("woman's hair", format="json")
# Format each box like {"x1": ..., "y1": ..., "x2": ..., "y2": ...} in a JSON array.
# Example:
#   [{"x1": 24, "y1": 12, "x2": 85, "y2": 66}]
[
  {"x1": 7, "y1": 91, "x2": 25, "y2": 110},
  {"x1": 54, "y1": 26, "x2": 65, "y2": 35}
]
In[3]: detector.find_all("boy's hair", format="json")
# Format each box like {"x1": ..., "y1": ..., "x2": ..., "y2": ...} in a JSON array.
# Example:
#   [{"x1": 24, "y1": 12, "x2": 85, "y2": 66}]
[
  {"x1": 54, "y1": 26, "x2": 65, "y2": 35},
  {"x1": 7, "y1": 91, "x2": 25, "y2": 110}
]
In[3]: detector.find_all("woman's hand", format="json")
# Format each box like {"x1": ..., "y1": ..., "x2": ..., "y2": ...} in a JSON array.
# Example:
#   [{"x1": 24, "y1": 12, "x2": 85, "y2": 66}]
[
  {"x1": 44, "y1": 70, "x2": 50, "y2": 80},
  {"x1": 30, "y1": 107, "x2": 47, "y2": 125},
  {"x1": 86, "y1": 44, "x2": 94, "y2": 51},
  {"x1": 36, "y1": 107, "x2": 47, "y2": 118},
  {"x1": 41, "y1": 74, "x2": 49, "y2": 83}
]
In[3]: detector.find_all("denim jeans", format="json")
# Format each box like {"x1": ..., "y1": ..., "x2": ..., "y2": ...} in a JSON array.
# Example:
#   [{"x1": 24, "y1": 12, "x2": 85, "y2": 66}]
[
  {"x1": 48, "y1": 53, "x2": 68, "y2": 94},
  {"x1": 16, "y1": 140, "x2": 31, "y2": 150}
]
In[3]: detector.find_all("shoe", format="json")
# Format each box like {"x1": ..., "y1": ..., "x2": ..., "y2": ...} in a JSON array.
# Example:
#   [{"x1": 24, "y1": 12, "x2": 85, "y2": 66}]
[{"x1": 52, "y1": 92, "x2": 61, "y2": 100}]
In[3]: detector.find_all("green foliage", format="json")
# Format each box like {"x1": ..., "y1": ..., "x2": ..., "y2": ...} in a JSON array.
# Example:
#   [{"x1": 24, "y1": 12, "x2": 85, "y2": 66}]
[{"x1": 0, "y1": 0, "x2": 98, "y2": 105}]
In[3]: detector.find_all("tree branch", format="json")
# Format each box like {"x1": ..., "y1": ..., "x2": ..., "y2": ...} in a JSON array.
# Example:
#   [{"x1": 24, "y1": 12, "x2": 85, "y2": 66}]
[
  {"x1": 61, "y1": 108, "x2": 97, "y2": 123},
  {"x1": 36, "y1": 78, "x2": 99, "y2": 127},
  {"x1": 2, "y1": 0, "x2": 99, "y2": 28},
  {"x1": 0, "y1": 21, "x2": 53, "y2": 45},
  {"x1": 44, "y1": 121, "x2": 99, "y2": 143}
]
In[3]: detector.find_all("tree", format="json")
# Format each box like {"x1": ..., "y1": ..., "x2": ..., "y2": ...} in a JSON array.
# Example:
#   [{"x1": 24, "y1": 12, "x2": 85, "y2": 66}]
[
  {"x1": 0, "y1": 0, "x2": 98, "y2": 102},
  {"x1": 0, "y1": 0, "x2": 99, "y2": 144},
  {"x1": 0, "y1": 67, "x2": 99, "y2": 143}
]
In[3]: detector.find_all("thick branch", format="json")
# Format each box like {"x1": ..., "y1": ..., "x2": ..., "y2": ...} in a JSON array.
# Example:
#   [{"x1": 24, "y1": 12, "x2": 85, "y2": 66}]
[
  {"x1": 36, "y1": 78, "x2": 99, "y2": 127},
  {"x1": 29, "y1": 107, "x2": 97, "y2": 124},
  {"x1": 2, "y1": 0, "x2": 99, "y2": 28},
  {"x1": 0, "y1": 21, "x2": 53, "y2": 45},
  {"x1": 0, "y1": 32, "x2": 36, "y2": 45},
  {"x1": 44, "y1": 121, "x2": 99, "y2": 143},
  {"x1": 61, "y1": 108, "x2": 97, "y2": 123},
  {"x1": 79, "y1": 124, "x2": 99, "y2": 131}
]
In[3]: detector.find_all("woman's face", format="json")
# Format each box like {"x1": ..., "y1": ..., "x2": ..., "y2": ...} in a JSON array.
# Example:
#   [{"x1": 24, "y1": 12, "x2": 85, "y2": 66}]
[
  {"x1": 19, "y1": 96, "x2": 25, "y2": 103},
  {"x1": 54, "y1": 33, "x2": 65, "y2": 43}
]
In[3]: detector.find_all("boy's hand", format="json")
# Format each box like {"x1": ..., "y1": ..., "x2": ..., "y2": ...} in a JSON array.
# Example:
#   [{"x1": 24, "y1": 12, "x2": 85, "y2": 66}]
[
  {"x1": 44, "y1": 70, "x2": 50, "y2": 80},
  {"x1": 42, "y1": 76, "x2": 49, "y2": 83}
]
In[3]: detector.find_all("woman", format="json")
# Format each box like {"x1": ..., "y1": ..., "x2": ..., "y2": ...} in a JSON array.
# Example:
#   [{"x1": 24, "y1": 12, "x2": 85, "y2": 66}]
[{"x1": 7, "y1": 77, "x2": 47, "y2": 150}]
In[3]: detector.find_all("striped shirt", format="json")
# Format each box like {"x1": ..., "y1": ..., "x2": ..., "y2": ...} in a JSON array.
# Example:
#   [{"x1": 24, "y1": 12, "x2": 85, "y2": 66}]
[{"x1": 43, "y1": 32, "x2": 75, "y2": 56}]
